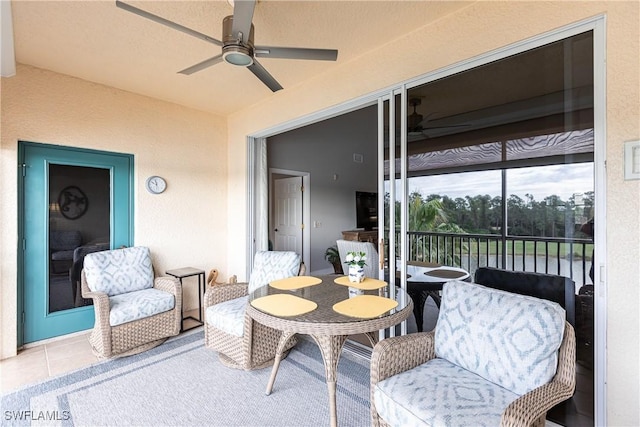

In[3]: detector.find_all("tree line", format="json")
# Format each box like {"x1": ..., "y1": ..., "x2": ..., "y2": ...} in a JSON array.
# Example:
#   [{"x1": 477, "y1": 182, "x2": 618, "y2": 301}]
[{"x1": 387, "y1": 191, "x2": 594, "y2": 238}]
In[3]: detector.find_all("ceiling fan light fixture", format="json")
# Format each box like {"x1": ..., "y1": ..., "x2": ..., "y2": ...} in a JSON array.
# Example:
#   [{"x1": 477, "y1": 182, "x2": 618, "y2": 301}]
[
  {"x1": 223, "y1": 45, "x2": 254, "y2": 66},
  {"x1": 115, "y1": 1, "x2": 337, "y2": 91}
]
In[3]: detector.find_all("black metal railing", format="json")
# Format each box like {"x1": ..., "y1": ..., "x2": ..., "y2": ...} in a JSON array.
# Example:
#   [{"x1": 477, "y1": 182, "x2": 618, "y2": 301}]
[{"x1": 387, "y1": 230, "x2": 593, "y2": 287}]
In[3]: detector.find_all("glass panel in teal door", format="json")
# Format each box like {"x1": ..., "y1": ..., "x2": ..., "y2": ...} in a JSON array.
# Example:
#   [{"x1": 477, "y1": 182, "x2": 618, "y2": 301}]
[
  {"x1": 49, "y1": 164, "x2": 110, "y2": 313},
  {"x1": 20, "y1": 142, "x2": 133, "y2": 344}
]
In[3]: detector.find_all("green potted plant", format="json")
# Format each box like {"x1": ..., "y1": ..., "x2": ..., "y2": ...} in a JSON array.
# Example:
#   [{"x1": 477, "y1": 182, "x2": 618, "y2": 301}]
[{"x1": 324, "y1": 245, "x2": 344, "y2": 274}]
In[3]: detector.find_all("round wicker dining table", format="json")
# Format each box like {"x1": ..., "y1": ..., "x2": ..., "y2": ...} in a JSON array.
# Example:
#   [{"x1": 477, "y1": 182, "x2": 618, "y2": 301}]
[{"x1": 246, "y1": 275, "x2": 413, "y2": 427}]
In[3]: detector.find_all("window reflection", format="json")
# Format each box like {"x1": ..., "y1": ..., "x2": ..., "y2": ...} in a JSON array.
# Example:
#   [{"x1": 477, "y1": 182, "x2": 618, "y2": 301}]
[{"x1": 48, "y1": 164, "x2": 110, "y2": 313}]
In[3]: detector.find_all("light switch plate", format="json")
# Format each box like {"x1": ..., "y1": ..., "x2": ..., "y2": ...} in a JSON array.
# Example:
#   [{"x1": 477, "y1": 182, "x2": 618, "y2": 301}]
[{"x1": 624, "y1": 140, "x2": 640, "y2": 180}]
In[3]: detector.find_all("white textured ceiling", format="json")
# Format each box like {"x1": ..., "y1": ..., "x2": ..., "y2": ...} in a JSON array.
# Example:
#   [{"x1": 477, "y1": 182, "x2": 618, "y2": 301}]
[{"x1": 10, "y1": 0, "x2": 472, "y2": 116}]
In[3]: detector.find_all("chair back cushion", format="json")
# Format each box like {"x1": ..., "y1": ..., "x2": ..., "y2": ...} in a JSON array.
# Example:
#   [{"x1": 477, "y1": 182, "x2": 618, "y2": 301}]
[
  {"x1": 435, "y1": 280, "x2": 566, "y2": 395},
  {"x1": 247, "y1": 251, "x2": 301, "y2": 293},
  {"x1": 84, "y1": 246, "x2": 154, "y2": 296},
  {"x1": 336, "y1": 239, "x2": 379, "y2": 278},
  {"x1": 50, "y1": 230, "x2": 82, "y2": 251},
  {"x1": 474, "y1": 267, "x2": 576, "y2": 326}
]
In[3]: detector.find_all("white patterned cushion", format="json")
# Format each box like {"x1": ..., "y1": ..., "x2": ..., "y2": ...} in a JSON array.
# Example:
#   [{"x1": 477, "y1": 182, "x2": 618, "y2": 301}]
[
  {"x1": 435, "y1": 280, "x2": 566, "y2": 395},
  {"x1": 109, "y1": 288, "x2": 175, "y2": 326},
  {"x1": 205, "y1": 296, "x2": 249, "y2": 337},
  {"x1": 374, "y1": 358, "x2": 519, "y2": 427},
  {"x1": 84, "y1": 247, "x2": 154, "y2": 297},
  {"x1": 247, "y1": 251, "x2": 301, "y2": 293}
]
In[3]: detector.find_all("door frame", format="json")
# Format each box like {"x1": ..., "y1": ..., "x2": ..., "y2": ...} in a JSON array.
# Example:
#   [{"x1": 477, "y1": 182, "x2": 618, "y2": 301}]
[
  {"x1": 247, "y1": 15, "x2": 606, "y2": 425},
  {"x1": 17, "y1": 141, "x2": 134, "y2": 346},
  {"x1": 269, "y1": 168, "x2": 310, "y2": 270}
]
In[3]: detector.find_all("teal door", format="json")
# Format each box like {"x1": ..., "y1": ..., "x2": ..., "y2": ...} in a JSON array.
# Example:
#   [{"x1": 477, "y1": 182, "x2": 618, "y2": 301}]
[{"x1": 19, "y1": 142, "x2": 133, "y2": 344}]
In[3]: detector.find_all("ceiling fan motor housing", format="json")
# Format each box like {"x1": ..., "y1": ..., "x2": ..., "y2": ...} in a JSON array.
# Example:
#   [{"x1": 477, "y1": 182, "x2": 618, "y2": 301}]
[
  {"x1": 408, "y1": 98, "x2": 424, "y2": 132},
  {"x1": 222, "y1": 15, "x2": 255, "y2": 66}
]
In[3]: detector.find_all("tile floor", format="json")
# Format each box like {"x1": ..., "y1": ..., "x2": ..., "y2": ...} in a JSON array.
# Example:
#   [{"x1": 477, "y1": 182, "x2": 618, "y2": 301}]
[
  {"x1": 0, "y1": 330, "x2": 97, "y2": 394},
  {"x1": 0, "y1": 309, "x2": 202, "y2": 395}
]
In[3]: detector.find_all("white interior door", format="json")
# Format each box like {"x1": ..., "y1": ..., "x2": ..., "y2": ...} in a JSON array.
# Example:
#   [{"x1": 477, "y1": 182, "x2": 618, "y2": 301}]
[{"x1": 273, "y1": 176, "x2": 303, "y2": 253}]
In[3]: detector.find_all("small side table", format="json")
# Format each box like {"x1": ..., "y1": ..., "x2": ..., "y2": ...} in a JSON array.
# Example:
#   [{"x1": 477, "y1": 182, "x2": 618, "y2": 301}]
[{"x1": 166, "y1": 267, "x2": 205, "y2": 332}]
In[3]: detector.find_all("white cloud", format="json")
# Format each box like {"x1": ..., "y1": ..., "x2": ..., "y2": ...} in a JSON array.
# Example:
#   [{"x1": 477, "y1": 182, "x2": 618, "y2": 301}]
[{"x1": 402, "y1": 163, "x2": 594, "y2": 201}]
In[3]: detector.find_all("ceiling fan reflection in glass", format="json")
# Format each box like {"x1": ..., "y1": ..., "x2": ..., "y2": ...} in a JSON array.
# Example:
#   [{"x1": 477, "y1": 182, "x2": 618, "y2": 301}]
[{"x1": 407, "y1": 98, "x2": 471, "y2": 137}]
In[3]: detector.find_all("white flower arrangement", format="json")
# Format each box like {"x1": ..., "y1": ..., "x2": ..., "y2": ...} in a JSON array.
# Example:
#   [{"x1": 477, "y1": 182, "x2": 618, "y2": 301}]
[{"x1": 344, "y1": 251, "x2": 367, "y2": 268}]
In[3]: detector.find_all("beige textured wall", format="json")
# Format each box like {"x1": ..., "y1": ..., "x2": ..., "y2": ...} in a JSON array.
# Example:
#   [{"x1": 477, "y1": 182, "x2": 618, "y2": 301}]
[
  {"x1": 226, "y1": 2, "x2": 639, "y2": 425},
  {"x1": 1, "y1": 1, "x2": 638, "y2": 424},
  {"x1": 0, "y1": 64, "x2": 228, "y2": 358}
]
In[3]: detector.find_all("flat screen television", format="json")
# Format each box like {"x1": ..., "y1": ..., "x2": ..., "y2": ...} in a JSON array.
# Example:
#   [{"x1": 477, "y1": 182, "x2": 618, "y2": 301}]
[{"x1": 355, "y1": 191, "x2": 378, "y2": 231}]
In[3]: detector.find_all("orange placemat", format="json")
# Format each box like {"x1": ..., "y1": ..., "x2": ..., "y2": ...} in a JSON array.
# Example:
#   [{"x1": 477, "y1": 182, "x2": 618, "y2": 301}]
[
  {"x1": 269, "y1": 276, "x2": 322, "y2": 290},
  {"x1": 334, "y1": 276, "x2": 387, "y2": 290},
  {"x1": 250, "y1": 294, "x2": 317, "y2": 317},
  {"x1": 424, "y1": 269, "x2": 467, "y2": 279},
  {"x1": 333, "y1": 295, "x2": 399, "y2": 319}
]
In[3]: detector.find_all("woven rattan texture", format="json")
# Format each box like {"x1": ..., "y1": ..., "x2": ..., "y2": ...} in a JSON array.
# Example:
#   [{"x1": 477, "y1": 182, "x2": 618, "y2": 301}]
[
  {"x1": 203, "y1": 282, "x2": 297, "y2": 371},
  {"x1": 370, "y1": 323, "x2": 576, "y2": 427},
  {"x1": 82, "y1": 270, "x2": 182, "y2": 359}
]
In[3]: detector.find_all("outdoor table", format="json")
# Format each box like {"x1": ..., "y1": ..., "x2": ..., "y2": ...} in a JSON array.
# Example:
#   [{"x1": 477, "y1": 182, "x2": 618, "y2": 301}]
[
  {"x1": 403, "y1": 262, "x2": 469, "y2": 332},
  {"x1": 246, "y1": 275, "x2": 412, "y2": 427}
]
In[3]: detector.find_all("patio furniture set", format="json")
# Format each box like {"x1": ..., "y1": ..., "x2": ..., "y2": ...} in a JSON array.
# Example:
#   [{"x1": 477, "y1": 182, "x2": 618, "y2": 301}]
[{"x1": 80, "y1": 246, "x2": 576, "y2": 426}]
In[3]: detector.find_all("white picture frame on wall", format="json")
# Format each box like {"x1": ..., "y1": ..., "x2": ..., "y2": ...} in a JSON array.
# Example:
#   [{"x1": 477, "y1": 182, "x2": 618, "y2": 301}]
[{"x1": 624, "y1": 140, "x2": 640, "y2": 180}]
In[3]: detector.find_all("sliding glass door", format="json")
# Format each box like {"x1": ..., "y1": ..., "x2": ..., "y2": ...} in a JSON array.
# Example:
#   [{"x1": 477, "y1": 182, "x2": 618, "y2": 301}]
[
  {"x1": 392, "y1": 29, "x2": 596, "y2": 425},
  {"x1": 249, "y1": 18, "x2": 603, "y2": 427}
]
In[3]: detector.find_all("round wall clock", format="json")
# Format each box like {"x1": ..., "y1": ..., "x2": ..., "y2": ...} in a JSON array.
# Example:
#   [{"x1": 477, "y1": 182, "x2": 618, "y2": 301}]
[
  {"x1": 145, "y1": 176, "x2": 167, "y2": 194},
  {"x1": 58, "y1": 186, "x2": 89, "y2": 220}
]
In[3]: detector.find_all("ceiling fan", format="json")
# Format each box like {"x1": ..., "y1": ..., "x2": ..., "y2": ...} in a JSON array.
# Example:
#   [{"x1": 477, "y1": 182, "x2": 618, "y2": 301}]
[
  {"x1": 115, "y1": 0, "x2": 338, "y2": 92},
  {"x1": 407, "y1": 98, "x2": 470, "y2": 136}
]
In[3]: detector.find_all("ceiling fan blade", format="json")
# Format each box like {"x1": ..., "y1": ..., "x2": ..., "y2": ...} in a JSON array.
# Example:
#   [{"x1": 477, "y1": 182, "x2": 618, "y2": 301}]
[
  {"x1": 418, "y1": 111, "x2": 471, "y2": 131},
  {"x1": 116, "y1": 0, "x2": 222, "y2": 47},
  {"x1": 178, "y1": 54, "x2": 224, "y2": 75},
  {"x1": 422, "y1": 124, "x2": 472, "y2": 130},
  {"x1": 231, "y1": 0, "x2": 256, "y2": 44},
  {"x1": 255, "y1": 46, "x2": 338, "y2": 61},
  {"x1": 248, "y1": 60, "x2": 283, "y2": 92}
]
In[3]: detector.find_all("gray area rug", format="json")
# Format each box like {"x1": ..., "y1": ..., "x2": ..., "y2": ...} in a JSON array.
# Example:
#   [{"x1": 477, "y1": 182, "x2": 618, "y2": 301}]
[{"x1": 1, "y1": 329, "x2": 370, "y2": 426}]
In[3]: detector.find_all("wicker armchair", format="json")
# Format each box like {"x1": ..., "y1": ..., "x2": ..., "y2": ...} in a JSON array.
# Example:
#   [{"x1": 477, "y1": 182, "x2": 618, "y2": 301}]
[
  {"x1": 81, "y1": 246, "x2": 182, "y2": 359},
  {"x1": 371, "y1": 281, "x2": 576, "y2": 427},
  {"x1": 203, "y1": 251, "x2": 302, "y2": 370}
]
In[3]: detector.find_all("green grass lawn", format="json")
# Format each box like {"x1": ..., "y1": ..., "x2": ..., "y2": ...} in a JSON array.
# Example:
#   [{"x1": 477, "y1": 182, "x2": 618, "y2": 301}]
[{"x1": 465, "y1": 240, "x2": 593, "y2": 259}]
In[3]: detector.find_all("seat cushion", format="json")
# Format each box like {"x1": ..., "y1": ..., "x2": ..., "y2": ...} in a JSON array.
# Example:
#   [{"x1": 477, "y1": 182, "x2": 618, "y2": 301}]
[
  {"x1": 51, "y1": 249, "x2": 75, "y2": 261},
  {"x1": 84, "y1": 246, "x2": 154, "y2": 296},
  {"x1": 374, "y1": 358, "x2": 519, "y2": 427},
  {"x1": 205, "y1": 296, "x2": 249, "y2": 337},
  {"x1": 435, "y1": 280, "x2": 566, "y2": 395},
  {"x1": 109, "y1": 288, "x2": 175, "y2": 326}
]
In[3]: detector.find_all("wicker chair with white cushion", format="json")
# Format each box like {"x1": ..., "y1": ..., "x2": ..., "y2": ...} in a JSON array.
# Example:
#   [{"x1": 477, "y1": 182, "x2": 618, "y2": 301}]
[
  {"x1": 371, "y1": 280, "x2": 576, "y2": 427},
  {"x1": 336, "y1": 239, "x2": 379, "y2": 278},
  {"x1": 204, "y1": 251, "x2": 302, "y2": 370},
  {"x1": 81, "y1": 246, "x2": 182, "y2": 358}
]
